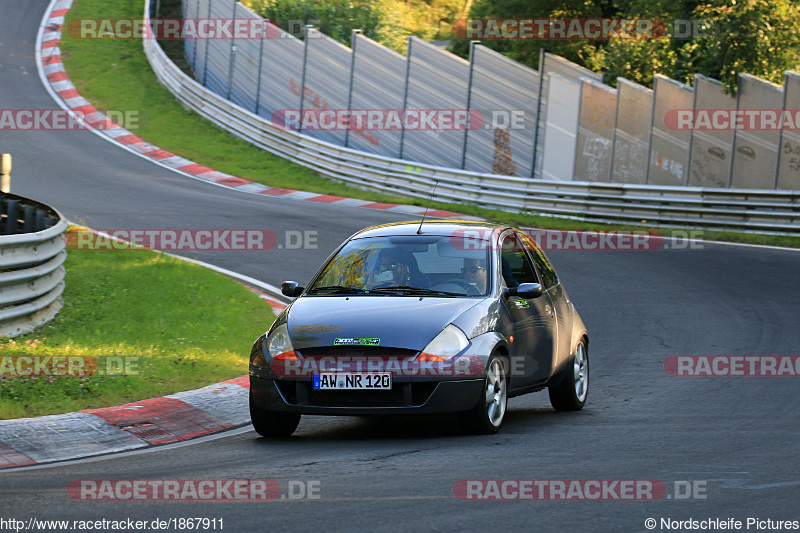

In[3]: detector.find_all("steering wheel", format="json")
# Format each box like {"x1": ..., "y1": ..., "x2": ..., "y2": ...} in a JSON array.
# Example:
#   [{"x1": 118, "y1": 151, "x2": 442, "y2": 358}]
[{"x1": 443, "y1": 279, "x2": 481, "y2": 295}]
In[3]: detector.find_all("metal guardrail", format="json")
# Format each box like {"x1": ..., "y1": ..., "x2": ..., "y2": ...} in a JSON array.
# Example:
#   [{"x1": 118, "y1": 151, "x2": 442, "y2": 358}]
[
  {"x1": 142, "y1": 2, "x2": 800, "y2": 234},
  {"x1": 0, "y1": 193, "x2": 67, "y2": 338}
]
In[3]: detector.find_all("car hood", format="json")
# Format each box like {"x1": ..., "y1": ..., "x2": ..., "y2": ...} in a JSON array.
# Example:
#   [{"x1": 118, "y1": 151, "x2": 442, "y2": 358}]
[{"x1": 286, "y1": 296, "x2": 482, "y2": 350}]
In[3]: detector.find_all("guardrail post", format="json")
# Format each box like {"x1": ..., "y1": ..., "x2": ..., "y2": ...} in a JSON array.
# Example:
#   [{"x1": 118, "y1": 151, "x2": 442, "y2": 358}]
[
  {"x1": 1, "y1": 154, "x2": 11, "y2": 193},
  {"x1": 5, "y1": 199, "x2": 19, "y2": 234}
]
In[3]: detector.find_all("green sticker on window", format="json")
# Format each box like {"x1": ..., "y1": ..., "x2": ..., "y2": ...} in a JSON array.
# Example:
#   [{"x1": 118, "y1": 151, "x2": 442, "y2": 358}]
[
  {"x1": 334, "y1": 338, "x2": 381, "y2": 346},
  {"x1": 513, "y1": 300, "x2": 530, "y2": 309}
]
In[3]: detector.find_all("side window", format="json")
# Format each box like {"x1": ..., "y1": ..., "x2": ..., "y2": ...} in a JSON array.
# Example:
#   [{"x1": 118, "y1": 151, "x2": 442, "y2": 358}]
[
  {"x1": 519, "y1": 233, "x2": 558, "y2": 289},
  {"x1": 499, "y1": 233, "x2": 538, "y2": 287}
]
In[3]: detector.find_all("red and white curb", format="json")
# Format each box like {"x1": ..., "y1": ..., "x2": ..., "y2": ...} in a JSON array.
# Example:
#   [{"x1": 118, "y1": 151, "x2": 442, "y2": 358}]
[
  {"x1": 0, "y1": 377, "x2": 251, "y2": 469},
  {"x1": 36, "y1": 0, "x2": 466, "y2": 220},
  {"x1": 241, "y1": 285, "x2": 287, "y2": 315}
]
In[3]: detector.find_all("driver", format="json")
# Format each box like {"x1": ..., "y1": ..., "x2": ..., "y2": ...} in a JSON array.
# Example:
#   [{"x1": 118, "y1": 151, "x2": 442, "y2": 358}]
[
  {"x1": 462, "y1": 257, "x2": 488, "y2": 293},
  {"x1": 364, "y1": 250, "x2": 411, "y2": 288}
]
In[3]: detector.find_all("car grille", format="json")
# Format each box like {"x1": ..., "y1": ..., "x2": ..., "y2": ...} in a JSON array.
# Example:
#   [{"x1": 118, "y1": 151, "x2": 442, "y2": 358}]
[
  {"x1": 297, "y1": 346, "x2": 418, "y2": 358},
  {"x1": 274, "y1": 380, "x2": 438, "y2": 408}
]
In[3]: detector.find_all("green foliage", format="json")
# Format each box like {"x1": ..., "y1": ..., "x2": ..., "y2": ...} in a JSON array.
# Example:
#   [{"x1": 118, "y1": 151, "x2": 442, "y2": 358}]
[
  {"x1": 246, "y1": 0, "x2": 469, "y2": 53},
  {"x1": 688, "y1": 0, "x2": 800, "y2": 93},
  {"x1": 247, "y1": 0, "x2": 384, "y2": 45},
  {"x1": 449, "y1": 0, "x2": 800, "y2": 93}
]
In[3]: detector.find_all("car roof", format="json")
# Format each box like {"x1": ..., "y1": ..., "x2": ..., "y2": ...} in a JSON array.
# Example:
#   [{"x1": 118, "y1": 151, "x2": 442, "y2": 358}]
[{"x1": 351, "y1": 220, "x2": 513, "y2": 239}]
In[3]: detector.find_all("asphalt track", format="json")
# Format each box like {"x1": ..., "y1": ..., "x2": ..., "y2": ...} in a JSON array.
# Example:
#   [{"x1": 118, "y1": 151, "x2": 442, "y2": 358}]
[{"x1": 1, "y1": 1, "x2": 800, "y2": 531}]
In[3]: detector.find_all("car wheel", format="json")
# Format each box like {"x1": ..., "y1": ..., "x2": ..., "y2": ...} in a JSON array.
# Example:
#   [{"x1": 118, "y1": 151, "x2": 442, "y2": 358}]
[
  {"x1": 461, "y1": 354, "x2": 508, "y2": 434},
  {"x1": 249, "y1": 392, "x2": 301, "y2": 438},
  {"x1": 548, "y1": 340, "x2": 589, "y2": 411}
]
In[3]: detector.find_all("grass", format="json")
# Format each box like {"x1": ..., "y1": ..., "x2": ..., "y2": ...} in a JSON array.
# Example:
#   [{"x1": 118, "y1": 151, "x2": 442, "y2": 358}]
[
  {"x1": 57, "y1": 0, "x2": 800, "y2": 248},
  {"x1": 0, "y1": 228, "x2": 274, "y2": 418}
]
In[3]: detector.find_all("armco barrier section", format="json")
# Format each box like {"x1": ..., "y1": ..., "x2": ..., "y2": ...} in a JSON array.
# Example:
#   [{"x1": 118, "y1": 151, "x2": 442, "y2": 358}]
[
  {"x1": 145, "y1": 2, "x2": 800, "y2": 233},
  {"x1": 0, "y1": 193, "x2": 67, "y2": 338}
]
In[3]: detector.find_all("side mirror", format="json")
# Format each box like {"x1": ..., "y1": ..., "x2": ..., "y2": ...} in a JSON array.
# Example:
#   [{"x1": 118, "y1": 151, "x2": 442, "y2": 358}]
[
  {"x1": 506, "y1": 282, "x2": 543, "y2": 299},
  {"x1": 281, "y1": 281, "x2": 304, "y2": 297}
]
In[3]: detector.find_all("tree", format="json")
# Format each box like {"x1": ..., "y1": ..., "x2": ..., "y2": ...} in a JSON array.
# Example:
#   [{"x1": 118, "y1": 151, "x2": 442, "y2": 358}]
[
  {"x1": 449, "y1": 0, "x2": 800, "y2": 94},
  {"x1": 688, "y1": 0, "x2": 800, "y2": 93}
]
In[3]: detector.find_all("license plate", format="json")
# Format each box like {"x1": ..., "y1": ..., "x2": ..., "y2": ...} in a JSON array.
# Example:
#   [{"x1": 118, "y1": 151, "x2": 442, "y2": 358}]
[{"x1": 313, "y1": 373, "x2": 392, "y2": 390}]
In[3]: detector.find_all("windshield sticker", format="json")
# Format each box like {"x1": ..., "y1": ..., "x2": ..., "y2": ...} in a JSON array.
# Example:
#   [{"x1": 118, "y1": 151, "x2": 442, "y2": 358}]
[{"x1": 334, "y1": 338, "x2": 381, "y2": 346}]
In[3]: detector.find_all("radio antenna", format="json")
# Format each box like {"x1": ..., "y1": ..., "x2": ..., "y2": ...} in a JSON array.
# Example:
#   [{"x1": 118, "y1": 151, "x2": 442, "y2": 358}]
[{"x1": 417, "y1": 180, "x2": 439, "y2": 234}]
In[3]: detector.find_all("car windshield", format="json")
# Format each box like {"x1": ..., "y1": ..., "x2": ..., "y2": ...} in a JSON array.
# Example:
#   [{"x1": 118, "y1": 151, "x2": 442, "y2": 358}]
[{"x1": 307, "y1": 235, "x2": 492, "y2": 297}]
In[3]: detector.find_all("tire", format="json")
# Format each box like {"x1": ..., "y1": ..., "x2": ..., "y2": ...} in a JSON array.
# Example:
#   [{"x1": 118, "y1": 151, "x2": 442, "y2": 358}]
[
  {"x1": 548, "y1": 341, "x2": 589, "y2": 411},
  {"x1": 249, "y1": 392, "x2": 301, "y2": 438},
  {"x1": 461, "y1": 355, "x2": 509, "y2": 434}
]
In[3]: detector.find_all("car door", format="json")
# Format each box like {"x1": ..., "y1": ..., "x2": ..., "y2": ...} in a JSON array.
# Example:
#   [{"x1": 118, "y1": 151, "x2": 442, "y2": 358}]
[
  {"x1": 518, "y1": 232, "x2": 573, "y2": 378},
  {"x1": 499, "y1": 231, "x2": 556, "y2": 388}
]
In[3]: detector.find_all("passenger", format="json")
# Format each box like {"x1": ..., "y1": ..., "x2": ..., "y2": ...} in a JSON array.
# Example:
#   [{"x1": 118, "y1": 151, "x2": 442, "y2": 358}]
[{"x1": 462, "y1": 257, "x2": 488, "y2": 293}]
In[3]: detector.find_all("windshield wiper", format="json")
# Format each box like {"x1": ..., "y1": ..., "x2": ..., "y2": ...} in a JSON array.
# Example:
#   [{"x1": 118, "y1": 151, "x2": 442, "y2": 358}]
[
  {"x1": 368, "y1": 286, "x2": 464, "y2": 297},
  {"x1": 307, "y1": 285, "x2": 368, "y2": 295}
]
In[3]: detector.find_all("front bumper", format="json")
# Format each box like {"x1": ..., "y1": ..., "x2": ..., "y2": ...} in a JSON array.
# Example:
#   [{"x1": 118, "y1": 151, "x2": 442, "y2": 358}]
[{"x1": 250, "y1": 376, "x2": 484, "y2": 416}]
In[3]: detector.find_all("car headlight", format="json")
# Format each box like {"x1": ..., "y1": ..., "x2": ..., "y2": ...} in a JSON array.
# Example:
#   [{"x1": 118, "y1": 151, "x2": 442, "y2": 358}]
[
  {"x1": 266, "y1": 323, "x2": 297, "y2": 360},
  {"x1": 417, "y1": 324, "x2": 469, "y2": 362}
]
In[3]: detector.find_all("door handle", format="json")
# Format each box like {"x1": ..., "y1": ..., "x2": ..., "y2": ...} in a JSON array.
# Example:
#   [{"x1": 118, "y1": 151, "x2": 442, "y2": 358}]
[{"x1": 545, "y1": 305, "x2": 554, "y2": 316}]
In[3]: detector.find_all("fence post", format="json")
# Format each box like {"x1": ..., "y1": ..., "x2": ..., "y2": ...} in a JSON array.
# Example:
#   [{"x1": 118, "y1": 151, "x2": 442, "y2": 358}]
[
  {"x1": 398, "y1": 36, "x2": 413, "y2": 160},
  {"x1": 684, "y1": 74, "x2": 699, "y2": 186},
  {"x1": 571, "y1": 79, "x2": 585, "y2": 181},
  {"x1": 727, "y1": 75, "x2": 742, "y2": 188},
  {"x1": 226, "y1": 0, "x2": 237, "y2": 100},
  {"x1": 531, "y1": 48, "x2": 547, "y2": 178},
  {"x1": 192, "y1": 0, "x2": 201, "y2": 75},
  {"x1": 254, "y1": 19, "x2": 267, "y2": 116},
  {"x1": 344, "y1": 29, "x2": 362, "y2": 148},
  {"x1": 297, "y1": 25, "x2": 314, "y2": 134},
  {"x1": 644, "y1": 78, "x2": 658, "y2": 184},
  {"x1": 461, "y1": 40, "x2": 479, "y2": 170},
  {"x1": 774, "y1": 72, "x2": 790, "y2": 189},
  {"x1": 201, "y1": 0, "x2": 213, "y2": 86},
  {"x1": 1, "y1": 154, "x2": 11, "y2": 193},
  {"x1": 608, "y1": 78, "x2": 622, "y2": 183}
]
